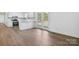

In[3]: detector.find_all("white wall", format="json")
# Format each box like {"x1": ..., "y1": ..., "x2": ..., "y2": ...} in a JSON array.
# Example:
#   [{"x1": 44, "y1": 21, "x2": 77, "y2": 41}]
[{"x1": 48, "y1": 12, "x2": 79, "y2": 38}]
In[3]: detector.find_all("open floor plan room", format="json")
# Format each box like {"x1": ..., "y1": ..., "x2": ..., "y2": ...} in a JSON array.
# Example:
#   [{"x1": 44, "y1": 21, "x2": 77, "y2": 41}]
[
  {"x1": 0, "y1": 12, "x2": 79, "y2": 46},
  {"x1": 0, "y1": 24, "x2": 79, "y2": 46}
]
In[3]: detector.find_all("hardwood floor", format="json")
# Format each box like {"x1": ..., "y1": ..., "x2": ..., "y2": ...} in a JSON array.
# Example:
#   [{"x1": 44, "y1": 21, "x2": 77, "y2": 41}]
[{"x1": 0, "y1": 24, "x2": 79, "y2": 46}]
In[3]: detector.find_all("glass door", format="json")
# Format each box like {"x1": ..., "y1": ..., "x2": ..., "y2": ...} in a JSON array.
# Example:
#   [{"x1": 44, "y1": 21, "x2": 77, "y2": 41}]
[{"x1": 37, "y1": 12, "x2": 48, "y2": 29}]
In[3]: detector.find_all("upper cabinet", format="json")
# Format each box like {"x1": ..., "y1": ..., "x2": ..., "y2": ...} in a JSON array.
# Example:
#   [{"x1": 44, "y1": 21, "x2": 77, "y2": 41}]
[
  {"x1": 24, "y1": 12, "x2": 35, "y2": 19},
  {"x1": 8, "y1": 12, "x2": 24, "y2": 18},
  {"x1": 0, "y1": 12, "x2": 5, "y2": 15},
  {"x1": 28, "y1": 12, "x2": 34, "y2": 17},
  {"x1": 7, "y1": 12, "x2": 35, "y2": 19}
]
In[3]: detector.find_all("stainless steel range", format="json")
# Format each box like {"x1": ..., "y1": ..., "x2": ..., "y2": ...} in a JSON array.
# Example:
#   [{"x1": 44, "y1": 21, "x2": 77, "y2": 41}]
[{"x1": 12, "y1": 16, "x2": 19, "y2": 26}]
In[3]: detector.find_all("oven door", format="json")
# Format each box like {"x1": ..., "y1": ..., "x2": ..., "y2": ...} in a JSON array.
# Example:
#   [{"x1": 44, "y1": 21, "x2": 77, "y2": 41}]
[{"x1": 13, "y1": 21, "x2": 19, "y2": 26}]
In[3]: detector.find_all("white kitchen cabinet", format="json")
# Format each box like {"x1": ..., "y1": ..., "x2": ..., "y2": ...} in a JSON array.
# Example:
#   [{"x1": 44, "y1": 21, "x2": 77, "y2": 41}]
[
  {"x1": 5, "y1": 19, "x2": 13, "y2": 27},
  {"x1": 19, "y1": 20, "x2": 33, "y2": 30}
]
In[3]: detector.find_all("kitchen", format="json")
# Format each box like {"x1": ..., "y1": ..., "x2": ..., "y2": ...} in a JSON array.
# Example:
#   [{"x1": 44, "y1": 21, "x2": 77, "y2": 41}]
[{"x1": 0, "y1": 12, "x2": 36, "y2": 30}]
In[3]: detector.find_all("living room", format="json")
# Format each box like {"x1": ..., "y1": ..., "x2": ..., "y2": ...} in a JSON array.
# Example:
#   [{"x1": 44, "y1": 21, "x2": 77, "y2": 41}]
[{"x1": 0, "y1": 12, "x2": 79, "y2": 46}]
